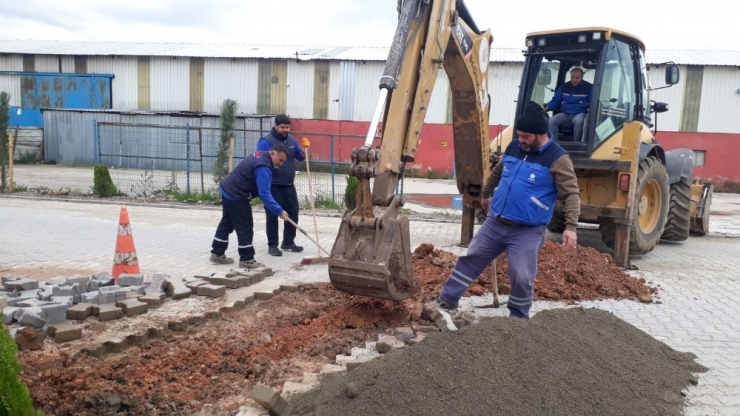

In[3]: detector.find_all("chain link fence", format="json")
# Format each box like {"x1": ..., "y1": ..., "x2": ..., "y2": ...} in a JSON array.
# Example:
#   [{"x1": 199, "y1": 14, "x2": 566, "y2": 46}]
[{"x1": 8, "y1": 111, "x2": 365, "y2": 207}]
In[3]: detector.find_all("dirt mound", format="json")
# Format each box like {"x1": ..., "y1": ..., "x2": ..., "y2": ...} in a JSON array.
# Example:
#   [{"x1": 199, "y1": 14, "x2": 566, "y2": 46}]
[
  {"x1": 292, "y1": 307, "x2": 707, "y2": 416},
  {"x1": 19, "y1": 242, "x2": 660, "y2": 415},
  {"x1": 412, "y1": 240, "x2": 657, "y2": 303},
  {"x1": 20, "y1": 285, "x2": 412, "y2": 416}
]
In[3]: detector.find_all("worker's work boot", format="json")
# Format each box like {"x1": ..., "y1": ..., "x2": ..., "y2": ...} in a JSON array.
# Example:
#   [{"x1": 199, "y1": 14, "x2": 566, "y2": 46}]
[
  {"x1": 239, "y1": 259, "x2": 264, "y2": 269},
  {"x1": 268, "y1": 246, "x2": 282, "y2": 257},
  {"x1": 280, "y1": 243, "x2": 304, "y2": 253},
  {"x1": 210, "y1": 253, "x2": 234, "y2": 264},
  {"x1": 421, "y1": 298, "x2": 457, "y2": 321}
]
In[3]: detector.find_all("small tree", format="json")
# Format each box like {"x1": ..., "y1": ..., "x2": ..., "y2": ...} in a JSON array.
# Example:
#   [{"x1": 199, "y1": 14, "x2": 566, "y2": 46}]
[
  {"x1": 214, "y1": 99, "x2": 238, "y2": 187},
  {"x1": 1, "y1": 317, "x2": 44, "y2": 415},
  {"x1": 0, "y1": 92, "x2": 10, "y2": 192},
  {"x1": 93, "y1": 164, "x2": 118, "y2": 197}
]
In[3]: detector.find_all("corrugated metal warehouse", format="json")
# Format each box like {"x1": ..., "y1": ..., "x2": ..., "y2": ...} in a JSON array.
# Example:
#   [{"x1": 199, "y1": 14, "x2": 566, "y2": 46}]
[{"x1": 1, "y1": 38, "x2": 739, "y2": 180}]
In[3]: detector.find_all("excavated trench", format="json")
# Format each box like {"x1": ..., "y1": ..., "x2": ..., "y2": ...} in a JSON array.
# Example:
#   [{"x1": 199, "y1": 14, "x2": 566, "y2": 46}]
[{"x1": 17, "y1": 241, "x2": 699, "y2": 416}]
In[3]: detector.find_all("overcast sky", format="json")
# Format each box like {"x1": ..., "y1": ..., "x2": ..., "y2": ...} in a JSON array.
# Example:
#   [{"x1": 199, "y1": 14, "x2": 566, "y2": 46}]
[{"x1": 0, "y1": 0, "x2": 733, "y2": 51}]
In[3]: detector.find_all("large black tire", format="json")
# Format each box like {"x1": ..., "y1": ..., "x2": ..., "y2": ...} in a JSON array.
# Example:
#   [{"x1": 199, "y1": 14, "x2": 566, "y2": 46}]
[
  {"x1": 547, "y1": 211, "x2": 566, "y2": 233},
  {"x1": 598, "y1": 157, "x2": 670, "y2": 255},
  {"x1": 661, "y1": 176, "x2": 691, "y2": 241},
  {"x1": 629, "y1": 157, "x2": 670, "y2": 254}
]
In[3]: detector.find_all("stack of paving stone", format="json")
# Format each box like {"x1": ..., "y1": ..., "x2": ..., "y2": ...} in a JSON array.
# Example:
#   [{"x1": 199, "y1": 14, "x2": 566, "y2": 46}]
[
  {"x1": 1, "y1": 267, "x2": 276, "y2": 348},
  {"x1": 186, "y1": 266, "x2": 273, "y2": 297},
  {"x1": 1, "y1": 272, "x2": 152, "y2": 345}
]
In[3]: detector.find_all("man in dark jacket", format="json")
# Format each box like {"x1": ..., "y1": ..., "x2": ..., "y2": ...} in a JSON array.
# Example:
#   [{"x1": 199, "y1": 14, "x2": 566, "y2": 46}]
[
  {"x1": 256, "y1": 114, "x2": 310, "y2": 257},
  {"x1": 425, "y1": 102, "x2": 581, "y2": 319},
  {"x1": 544, "y1": 67, "x2": 592, "y2": 142},
  {"x1": 210, "y1": 143, "x2": 290, "y2": 269}
]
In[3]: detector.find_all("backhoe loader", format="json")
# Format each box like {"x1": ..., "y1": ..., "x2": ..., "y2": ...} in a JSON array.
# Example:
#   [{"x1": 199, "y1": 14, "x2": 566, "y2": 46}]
[
  {"x1": 328, "y1": 0, "x2": 493, "y2": 300},
  {"x1": 491, "y1": 27, "x2": 714, "y2": 268}
]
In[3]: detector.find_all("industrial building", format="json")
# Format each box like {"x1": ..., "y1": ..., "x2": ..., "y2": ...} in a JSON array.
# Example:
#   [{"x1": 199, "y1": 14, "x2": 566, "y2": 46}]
[{"x1": 1, "y1": 39, "x2": 739, "y2": 181}]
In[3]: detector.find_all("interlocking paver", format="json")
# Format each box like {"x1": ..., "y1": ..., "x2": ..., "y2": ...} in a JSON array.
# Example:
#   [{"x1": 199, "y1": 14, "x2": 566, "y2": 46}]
[{"x1": 2, "y1": 192, "x2": 740, "y2": 413}]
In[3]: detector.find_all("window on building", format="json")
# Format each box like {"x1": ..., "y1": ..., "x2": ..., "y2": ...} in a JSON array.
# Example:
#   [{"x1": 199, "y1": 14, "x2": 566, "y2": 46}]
[{"x1": 693, "y1": 150, "x2": 706, "y2": 167}]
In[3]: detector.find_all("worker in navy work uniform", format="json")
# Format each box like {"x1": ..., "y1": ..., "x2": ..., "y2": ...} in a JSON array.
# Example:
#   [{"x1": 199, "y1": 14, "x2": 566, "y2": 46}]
[
  {"x1": 425, "y1": 102, "x2": 581, "y2": 319},
  {"x1": 209, "y1": 143, "x2": 291, "y2": 269},
  {"x1": 256, "y1": 114, "x2": 311, "y2": 257},
  {"x1": 544, "y1": 67, "x2": 592, "y2": 142}
]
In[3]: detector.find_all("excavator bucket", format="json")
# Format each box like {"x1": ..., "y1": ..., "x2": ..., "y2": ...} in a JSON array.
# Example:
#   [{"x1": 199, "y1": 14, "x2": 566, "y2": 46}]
[
  {"x1": 689, "y1": 180, "x2": 714, "y2": 236},
  {"x1": 328, "y1": 190, "x2": 420, "y2": 301}
]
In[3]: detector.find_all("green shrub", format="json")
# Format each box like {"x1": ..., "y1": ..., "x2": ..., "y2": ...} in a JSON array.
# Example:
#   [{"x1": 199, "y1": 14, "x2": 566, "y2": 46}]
[
  {"x1": 344, "y1": 175, "x2": 358, "y2": 210},
  {"x1": 1, "y1": 317, "x2": 44, "y2": 415},
  {"x1": 93, "y1": 164, "x2": 118, "y2": 197}
]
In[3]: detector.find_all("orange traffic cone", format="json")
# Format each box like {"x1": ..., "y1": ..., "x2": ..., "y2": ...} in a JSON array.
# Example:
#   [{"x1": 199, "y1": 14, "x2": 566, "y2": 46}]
[{"x1": 112, "y1": 205, "x2": 140, "y2": 283}]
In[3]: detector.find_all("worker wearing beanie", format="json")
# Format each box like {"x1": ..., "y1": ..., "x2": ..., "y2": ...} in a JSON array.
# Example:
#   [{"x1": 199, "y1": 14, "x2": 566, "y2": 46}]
[{"x1": 426, "y1": 102, "x2": 581, "y2": 318}]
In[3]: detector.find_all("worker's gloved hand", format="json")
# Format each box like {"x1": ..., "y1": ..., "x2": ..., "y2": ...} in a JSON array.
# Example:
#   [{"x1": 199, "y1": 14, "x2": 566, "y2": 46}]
[
  {"x1": 279, "y1": 211, "x2": 289, "y2": 221},
  {"x1": 301, "y1": 137, "x2": 310, "y2": 149}
]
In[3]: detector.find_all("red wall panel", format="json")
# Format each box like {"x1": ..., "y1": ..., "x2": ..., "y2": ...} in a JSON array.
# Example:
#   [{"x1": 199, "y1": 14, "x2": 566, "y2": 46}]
[{"x1": 291, "y1": 119, "x2": 740, "y2": 181}]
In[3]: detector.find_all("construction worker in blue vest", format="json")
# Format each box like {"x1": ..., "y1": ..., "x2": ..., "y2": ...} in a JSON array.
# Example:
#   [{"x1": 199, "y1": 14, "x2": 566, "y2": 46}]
[
  {"x1": 424, "y1": 102, "x2": 581, "y2": 319},
  {"x1": 210, "y1": 143, "x2": 290, "y2": 269},
  {"x1": 256, "y1": 114, "x2": 310, "y2": 257}
]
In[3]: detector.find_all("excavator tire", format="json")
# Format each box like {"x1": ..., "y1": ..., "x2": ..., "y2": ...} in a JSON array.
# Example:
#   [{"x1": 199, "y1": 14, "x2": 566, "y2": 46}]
[
  {"x1": 660, "y1": 176, "x2": 691, "y2": 242},
  {"x1": 599, "y1": 156, "x2": 669, "y2": 254},
  {"x1": 546, "y1": 211, "x2": 566, "y2": 233},
  {"x1": 628, "y1": 156, "x2": 670, "y2": 254}
]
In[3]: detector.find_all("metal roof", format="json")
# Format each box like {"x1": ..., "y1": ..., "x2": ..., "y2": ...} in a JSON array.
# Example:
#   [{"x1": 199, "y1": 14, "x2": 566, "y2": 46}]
[{"x1": 1, "y1": 39, "x2": 738, "y2": 66}]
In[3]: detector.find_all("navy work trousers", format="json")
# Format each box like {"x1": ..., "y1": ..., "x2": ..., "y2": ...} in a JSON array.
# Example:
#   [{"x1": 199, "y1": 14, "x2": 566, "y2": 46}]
[
  {"x1": 264, "y1": 184, "x2": 299, "y2": 247},
  {"x1": 211, "y1": 198, "x2": 255, "y2": 261},
  {"x1": 439, "y1": 217, "x2": 547, "y2": 318}
]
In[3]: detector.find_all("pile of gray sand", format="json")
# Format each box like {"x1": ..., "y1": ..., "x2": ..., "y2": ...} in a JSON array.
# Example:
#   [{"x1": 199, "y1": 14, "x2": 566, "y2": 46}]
[{"x1": 292, "y1": 307, "x2": 707, "y2": 416}]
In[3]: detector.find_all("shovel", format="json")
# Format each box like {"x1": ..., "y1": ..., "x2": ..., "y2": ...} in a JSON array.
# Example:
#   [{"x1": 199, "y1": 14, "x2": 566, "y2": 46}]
[
  {"x1": 475, "y1": 258, "x2": 506, "y2": 308},
  {"x1": 285, "y1": 217, "x2": 331, "y2": 256}
]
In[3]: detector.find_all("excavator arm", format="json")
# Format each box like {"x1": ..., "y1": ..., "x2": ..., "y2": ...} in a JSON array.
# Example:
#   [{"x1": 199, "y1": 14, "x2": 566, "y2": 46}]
[{"x1": 328, "y1": 0, "x2": 493, "y2": 301}]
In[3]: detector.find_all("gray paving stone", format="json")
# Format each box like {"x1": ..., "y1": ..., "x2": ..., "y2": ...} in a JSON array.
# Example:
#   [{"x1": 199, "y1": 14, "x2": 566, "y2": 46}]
[
  {"x1": 98, "y1": 285, "x2": 127, "y2": 304},
  {"x1": 50, "y1": 296, "x2": 74, "y2": 306},
  {"x1": 92, "y1": 272, "x2": 114, "y2": 288},
  {"x1": 117, "y1": 273, "x2": 144, "y2": 287},
  {"x1": 3, "y1": 307, "x2": 18, "y2": 324},
  {"x1": 196, "y1": 284, "x2": 226, "y2": 298},
  {"x1": 94, "y1": 304, "x2": 124, "y2": 321},
  {"x1": 138, "y1": 292, "x2": 165, "y2": 307},
  {"x1": 18, "y1": 309, "x2": 46, "y2": 328},
  {"x1": 3, "y1": 277, "x2": 39, "y2": 292},
  {"x1": 81, "y1": 291, "x2": 99, "y2": 304},
  {"x1": 47, "y1": 323, "x2": 83, "y2": 343},
  {"x1": 67, "y1": 303, "x2": 94, "y2": 320},
  {"x1": 42, "y1": 303, "x2": 70, "y2": 324},
  {"x1": 65, "y1": 275, "x2": 90, "y2": 289},
  {"x1": 115, "y1": 299, "x2": 148, "y2": 316},
  {"x1": 145, "y1": 273, "x2": 168, "y2": 294},
  {"x1": 53, "y1": 283, "x2": 81, "y2": 297},
  {"x1": 164, "y1": 277, "x2": 191, "y2": 299},
  {"x1": 17, "y1": 289, "x2": 41, "y2": 300},
  {"x1": 15, "y1": 298, "x2": 53, "y2": 308}
]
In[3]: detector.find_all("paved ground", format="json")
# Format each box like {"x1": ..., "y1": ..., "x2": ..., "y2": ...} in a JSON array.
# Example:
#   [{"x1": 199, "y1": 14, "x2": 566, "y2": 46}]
[{"x1": 2, "y1": 192, "x2": 739, "y2": 415}]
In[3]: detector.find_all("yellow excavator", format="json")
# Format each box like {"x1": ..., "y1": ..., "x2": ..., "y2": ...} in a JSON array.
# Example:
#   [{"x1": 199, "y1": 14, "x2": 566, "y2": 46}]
[
  {"x1": 328, "y1": 0, "x2": 492, "y2": 300},
  {"x1": 491, "y1": 27, "x2": 714, "y2": 268},
  {"x1": 328, "y1": 1, "x2": 714, "y2": 301}
]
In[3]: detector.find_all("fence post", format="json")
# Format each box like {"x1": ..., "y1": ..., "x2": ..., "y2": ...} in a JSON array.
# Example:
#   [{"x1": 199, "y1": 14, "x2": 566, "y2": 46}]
[
  {"x1": 186, "y1": 123, "x2": 191, "y2": 195},
  {"x1": 93, "y1": 119, "x2": 100, "y2": 164},
  {"x1": 228, "y1": 137, "x2": 235, "y2": 173},
  {"x1": 198, "y1": 128, "x2": 204, "y2": 194},
  {"x1": 8, "y1": 131, "x2": 14, "y2": 193},
  {"x1": 330, "y1": 135, "x2": 335, "y2": 203}
]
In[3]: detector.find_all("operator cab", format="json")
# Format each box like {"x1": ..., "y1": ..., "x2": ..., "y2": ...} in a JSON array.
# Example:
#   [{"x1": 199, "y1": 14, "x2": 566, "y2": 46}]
[{"x1": 515, "y1": 27, "x2": 679, "y2": 156}]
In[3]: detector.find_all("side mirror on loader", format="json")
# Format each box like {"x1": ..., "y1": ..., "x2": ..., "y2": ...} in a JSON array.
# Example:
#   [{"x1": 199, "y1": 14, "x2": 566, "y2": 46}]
[{"x1": 665, "y1": 65, "x2": 680, "y2": 85}]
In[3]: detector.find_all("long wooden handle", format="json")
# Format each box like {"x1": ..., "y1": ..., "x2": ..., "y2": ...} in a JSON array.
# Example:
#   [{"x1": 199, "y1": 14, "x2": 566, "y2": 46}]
[{"x1": 285, "y1": 217, "x2": 331, "y2": 256}]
